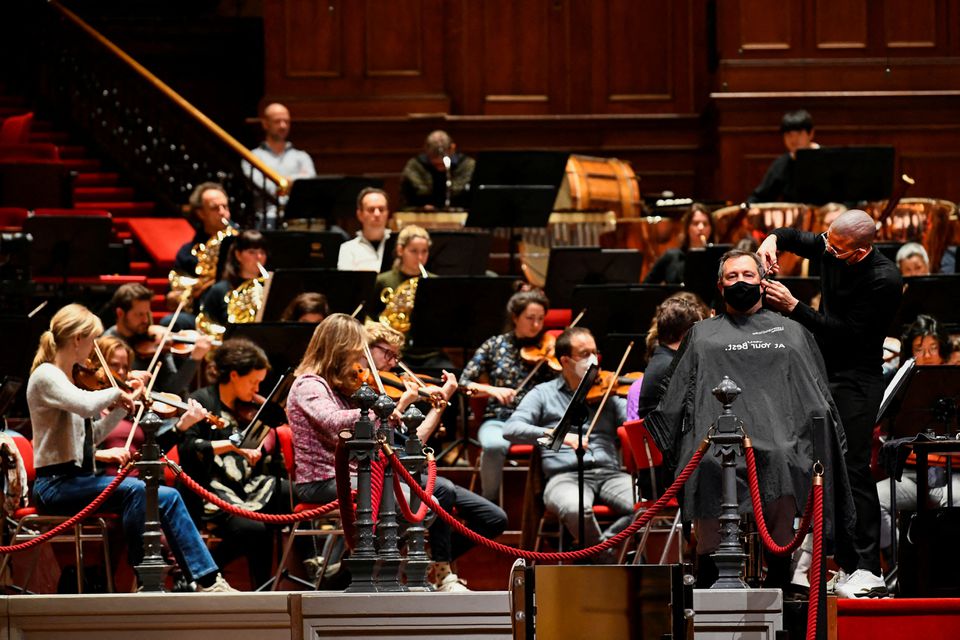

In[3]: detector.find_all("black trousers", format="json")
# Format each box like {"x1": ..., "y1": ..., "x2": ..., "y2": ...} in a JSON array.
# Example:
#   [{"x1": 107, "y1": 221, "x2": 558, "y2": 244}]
[
  {"x1": 428, "y1": 476, "x2": 507, "y2": 562},
  {"x1": 830, "y1": 369, "x2": 884, "y2": 575}
]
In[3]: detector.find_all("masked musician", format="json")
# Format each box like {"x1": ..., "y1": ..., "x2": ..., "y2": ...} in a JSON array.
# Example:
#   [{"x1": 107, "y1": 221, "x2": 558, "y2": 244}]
[
  {"x1": 504, "y1": 327, "x2": 633, "y2": 552},
  {"x1": 26, "y1": 304, "x2": 235, "y2": 592},
  {"x1": 197, "y1": 229, "x2": 268, "y2": 330},
  {"x1": 459, "y1": 289, "x2": 558, "y2": 503}
]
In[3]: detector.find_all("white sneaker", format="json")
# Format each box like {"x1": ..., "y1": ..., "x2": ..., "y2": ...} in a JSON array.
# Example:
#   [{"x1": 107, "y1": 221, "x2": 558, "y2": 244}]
[
  {"x1": 825, "y1": 569, "x2": 847, "y2": 595},
  {"x1": 436, "y1": 573, "x2": 471, "y2": 593},
  {"x1": 196, "y1": 574, "x2": 238, "y2": 593},
  {"x1": 835, "y1": 569, "x2": 888, "y2": 599}
]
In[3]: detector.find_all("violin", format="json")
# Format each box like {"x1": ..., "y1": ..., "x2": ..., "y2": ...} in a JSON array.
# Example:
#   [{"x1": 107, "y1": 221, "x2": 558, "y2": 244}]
[
  {"x1": 519, "y1": 333, "x2": 560, "y2": 372},
  {"x1": 586, "y1": 370, "x2": 643, "y2": 403},
  {"x1": 72, "y1": 361, "x2": 227, "y2": 429},
  {"x1": 363, "y1": 368, "x2": 448, "y2": 410},
  {"x1": 131, "y1": 326, "x2": 220, "y2": 359}
]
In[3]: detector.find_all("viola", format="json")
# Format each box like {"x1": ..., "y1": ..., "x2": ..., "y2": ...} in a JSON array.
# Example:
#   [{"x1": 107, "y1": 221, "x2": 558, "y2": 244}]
[
  {"x1": 519, "y1": 333, "x2": 561, "y2": 372},
  {"x1": 586, "y1": 370, "x2": 643, "y2": 403}
]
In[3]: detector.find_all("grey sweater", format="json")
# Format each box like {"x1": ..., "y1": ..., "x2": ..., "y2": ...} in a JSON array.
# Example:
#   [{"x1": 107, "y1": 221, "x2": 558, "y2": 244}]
[{"x1": 27, "y1": 363, "x2": 125, "y2": 469}]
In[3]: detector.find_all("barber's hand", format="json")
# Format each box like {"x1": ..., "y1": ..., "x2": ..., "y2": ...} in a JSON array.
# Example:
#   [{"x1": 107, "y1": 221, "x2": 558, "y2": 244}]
[
  {"x1": 757, "y1": 235, "x2": 780, "y2": 274},
  {"x1": 761, "y1": 279, "x2": 799, "y2": 314},
  {"x1": 95, "y1": 447, "x2": 132, "y2": 466}
]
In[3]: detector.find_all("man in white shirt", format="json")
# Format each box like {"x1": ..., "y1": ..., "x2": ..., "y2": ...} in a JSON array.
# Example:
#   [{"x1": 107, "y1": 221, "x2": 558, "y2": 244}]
[{"x1": 337, "y1": 187, "x2": 392, "y2": 272}]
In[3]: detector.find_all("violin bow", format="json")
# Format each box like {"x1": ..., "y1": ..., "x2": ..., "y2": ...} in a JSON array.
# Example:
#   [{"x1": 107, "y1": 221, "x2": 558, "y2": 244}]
[
  {"x1": 351, "y1": 303, "x2": 364, "y2": 319},
  {"x1": 361, "y1": 342, "x2": 387, "y2": 396},
  {"x1": 515, "y1": 308, "x2": 587, "y2": 395},
  {"x1": 124, "y1": 361, "x2": 162, "y2": 451},
  {"x1": 254, "y1": 262, "x2": 273, "y2": 323},
  {"x1": 397, "y1": 359, "x2": 447, "y2": 409},
  {"x1": 92, "y1": 342, "x2": 120, "y2": 391},
  {"x1": 583, "y1": 341, "x2": 634, "y2": 442},
  {"x1": 146, "y1": 299, "x2": 185, "y2": 375}
]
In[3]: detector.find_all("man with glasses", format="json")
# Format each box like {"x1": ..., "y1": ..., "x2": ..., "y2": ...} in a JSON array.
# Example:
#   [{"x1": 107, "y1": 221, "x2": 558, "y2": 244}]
[
  {"x1": 504, "y1": 327, "x2": 633, "y2": 552},
  {"x1": 758, "y1": 210, "x2": 902, "y2": 598}
]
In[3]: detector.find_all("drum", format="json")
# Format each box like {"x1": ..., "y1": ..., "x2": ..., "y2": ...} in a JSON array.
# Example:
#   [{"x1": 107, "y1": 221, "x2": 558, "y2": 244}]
[{"x1": 556, "y1": 155, "x2": 642, "y2": 218}]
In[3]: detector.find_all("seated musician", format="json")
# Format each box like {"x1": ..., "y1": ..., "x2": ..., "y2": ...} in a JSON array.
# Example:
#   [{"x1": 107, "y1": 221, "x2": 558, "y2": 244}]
[
  {"x1": 197, "y1": 229, "x2": 268, "y2": 329},
  {"x1": 504, "y1": 327, "x2": 634, "y2": 552},
  {"x1": 643, "y1": 203, "x2": 714, "y2": 285},
  {"x1": 626, "y1": 293, "x2": 708, "y2": 421},
  {"x1": 104, "y1": 283, "x2": 212, "y2": 396},
  {"x1": 645, "y1": 250, "x2": 855, "y2": 589},
  {"x1": 27, "y1": 304, "x2": 235, "y2": 592},
  {"x1": 280, "y1": 292, "x2": 330, "y2": 323},
  {"x1": 286, "y1": 314, "x2": 505, "y2": 591},
  {"x1": 400, "y1": 130, "x2": 475, "y2": 210},
  {"x1": 877, "y1": 315, "x2": 960, "y2": 559},
  {"x1": 337, "y1": 187, "x2": 392, "y2": 272},
  {"x1": 746, "y1": 109, "x2": 819, "y2": 204},
  {"x1": 180, "y1": 337, "x2": 294, "y2": 589},
  {"x1": 459, "y1": 289, "x2": 558, "y2": 503},
  {"x1": 895, "y1": 242, "x2": 931, "y2": 277}
]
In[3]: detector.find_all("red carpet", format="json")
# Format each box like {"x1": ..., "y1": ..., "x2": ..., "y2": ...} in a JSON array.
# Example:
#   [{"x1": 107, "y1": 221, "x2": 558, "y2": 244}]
[{"x1": 838, "y1": 598, "x2": 960, "y2": 640}]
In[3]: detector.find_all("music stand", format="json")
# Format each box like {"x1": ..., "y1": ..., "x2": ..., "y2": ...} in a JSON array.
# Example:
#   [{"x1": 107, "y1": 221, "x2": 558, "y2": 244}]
[
  {"x1": 225, "y1": 323, "x2": 316, "y2": 389},
  {"x1": 545, "y1": 248, "x2": 643, "y2": 309},
  {"x1": 281, "y1": 175, "x2": 384, "y2": 228},
  {"x1": 682, "y1": 244, "x2": 733, "y2": 309},
  {"x1": 258, "y1": 268, "x2": 377, "y2": 321},
  {"x1": 23, "y1": 215, "x2": 112, "y2": 279},
  {"x1": 794, "y1": 146, "x2": 895, "y2": 205},
  {"x1": 571, "y1": 284, "x2": 683, "y2": 339},
  {"x1": 407, "y1": 276, "x2": 520, "y2": 351},
  {"x1": 889, "y1": 275, "x2": 960, "y2": 333},
  {"x1": 426, "y1": 231, "x2": 492, "y2": 275},
  {"x1": 216, "y1": 231, "x2": 343, "y2": 279},
  {"x1": 879, "y1": 364, "x2": 960, "y2": 438}
]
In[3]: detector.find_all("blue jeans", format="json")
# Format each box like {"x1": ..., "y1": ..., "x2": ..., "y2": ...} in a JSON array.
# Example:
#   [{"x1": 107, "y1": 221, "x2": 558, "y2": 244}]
[
  {"x1": 34, "y1": 474, "x2": 219, "y2": 583},
  {"x1": 477, "y1": 419, "x2": 509, "y2": 502}
]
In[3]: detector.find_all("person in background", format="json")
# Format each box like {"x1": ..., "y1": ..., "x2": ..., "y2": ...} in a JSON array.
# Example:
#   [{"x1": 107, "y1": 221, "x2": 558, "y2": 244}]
[
  {"x1": 280, "y1": 292, "x2": 330, "y2": 323},
  {"x1": 895, "y1": 242, "x2": 931, "y2": 277},
  {"x1": 400, "y1": 130, "x2": 475, "y2": 210},
  {"x1": 644, "y1": 203, "x2": 715, "y2": 285},
  {"x1": 337, "y1": 188, "x2": 392, "y2": 272},
  {"x1": 747, "y1": 109, "x2": 820, "y2": 204},
  {"x1": 198, "y1": 230, "x2": 268, "y2": 328}
]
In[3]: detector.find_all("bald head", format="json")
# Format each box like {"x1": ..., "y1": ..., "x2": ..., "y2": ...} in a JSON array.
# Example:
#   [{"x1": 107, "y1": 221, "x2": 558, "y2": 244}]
[
  {"x1": 829, "y1": 210, "x2": 877, "y2": 249},
  {"x1": 261, "y1": 102, "x2": 291, "y2": 144}
]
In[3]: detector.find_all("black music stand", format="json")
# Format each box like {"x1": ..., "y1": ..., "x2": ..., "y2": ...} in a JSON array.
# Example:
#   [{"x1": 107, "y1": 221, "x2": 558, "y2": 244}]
[
  {"x1": 545, "y1": 247, "x2": 644, "y2": 309},
  {"x1": 794, "y1": 146, "x2": 895, "y2": 205},
  {"x1": 231, "y1": 368, "x2": 295, "y2": 451},
  {"x1": 281, "y1": 175, "x2": 384, "y2": 229},
  {"x1": 682, "y1": 244, "x2": 733, "y2": 310},
  {"x1": 23, "y1": 215, "x2": 112, "y2": 279},
  {"x1": 407, "y1": 276, "x2": 520, "y2": 462},
  {"x1": 216, "y1": 231, "x2": 343, "y2": 279},
  {"x1": 225, "y1": 323, "x2": 316, "y2": 390},
  {"x1": 572, "y1": 284, "x2": 682, "y2": 336},
  {"x1": 258, "y1": 268, "x2": 377, "y2": 321},
  {"x1": 540, "y1": 361, "x2": 600, "y2": 550},
  {"x1": 426, "y1": 231, "x2": 492, "y2": 276},
  {"x1": 889, "y1": 275, "x2": 960, "y2": 333}
]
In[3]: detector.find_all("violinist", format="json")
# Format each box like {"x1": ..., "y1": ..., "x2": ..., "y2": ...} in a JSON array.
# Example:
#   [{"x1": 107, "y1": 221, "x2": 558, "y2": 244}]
[
  {"x1": 104, "y1": 283, "x2": 212, "y2": 396},
  {"x1": 26, "y1": 304, "x2": 235, "y2": 592},
  {"x1": 197, "y1": 229, "x2": 268, "y2": 329},
  {"x1": 459, "y1": 289, "x2": 558, "y2": 503},
  {"x1": 180, "y1": 337, "x2": 291, "y2": 589},
  {"x1": 504, "y1": 327, "x2": 633, "y2": 551}
]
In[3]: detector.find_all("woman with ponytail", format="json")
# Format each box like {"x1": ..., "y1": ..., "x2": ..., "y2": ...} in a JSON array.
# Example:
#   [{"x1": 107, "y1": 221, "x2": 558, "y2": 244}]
[{"x1": 26, "y1": 304, "x2": 235, "y2": 592}]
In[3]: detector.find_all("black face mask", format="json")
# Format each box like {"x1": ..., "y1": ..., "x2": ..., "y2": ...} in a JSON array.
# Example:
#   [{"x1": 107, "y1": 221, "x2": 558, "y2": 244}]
[{"x1": 723, "y1": 281, "x2": 762, "y2": 312}]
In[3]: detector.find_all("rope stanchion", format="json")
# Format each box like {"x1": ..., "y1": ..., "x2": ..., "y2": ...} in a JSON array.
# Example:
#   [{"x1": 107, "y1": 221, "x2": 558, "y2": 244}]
[
  {"x1": 0, "y1": 465, "x2": 134, "y2": 554},
  {"x1": 807, "y1": 470, "x2": 824, "y2": 640},
  {"x1": 744, "y1": 443, "x2": 814, "y2": 556},
  {"x1": 385, "y1": 439, "x2": 708, "y2": 562},
  {"x1": 393, "y1": 456, "x2": 437, "y2": 523}
]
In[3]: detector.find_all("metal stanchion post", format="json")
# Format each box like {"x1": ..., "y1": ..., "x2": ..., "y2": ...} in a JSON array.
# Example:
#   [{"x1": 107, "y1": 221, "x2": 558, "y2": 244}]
[
  {"x1": 344, "y1": 383, "x2": 380, "y2": 592},
  {"x1": 372, "y1": 393, "x2": 404, "y2": 592},
  {"x1": 710, "y1": 376, "x2": 748, "y2": 589},
  {"x1": 135, "y1": 410, "x2": 169, "y2": 592},
  {"x1": 398, "y1": 405, "x2": 432, "y2": 591}
]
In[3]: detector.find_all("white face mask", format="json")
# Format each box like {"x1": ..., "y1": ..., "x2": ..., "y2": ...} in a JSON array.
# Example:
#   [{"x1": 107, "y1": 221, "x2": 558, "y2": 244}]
[{"x1": 574, "y1": 353, "x2": 598, "y2": 380}]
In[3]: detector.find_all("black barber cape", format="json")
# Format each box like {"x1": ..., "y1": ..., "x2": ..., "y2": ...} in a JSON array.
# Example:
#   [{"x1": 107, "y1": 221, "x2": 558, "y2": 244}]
[{"x1": 646, "y1": 309, "x2": 855, "y2": 549}]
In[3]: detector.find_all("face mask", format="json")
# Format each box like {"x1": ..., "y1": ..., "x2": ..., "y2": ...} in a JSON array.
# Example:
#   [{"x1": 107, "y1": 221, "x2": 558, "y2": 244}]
[
  {"x1": 574, "y1": 353, "x2": 598, "y2": 380},
  {"x1": 723, "y1": 281, "x2": 762, "y2": 312}
]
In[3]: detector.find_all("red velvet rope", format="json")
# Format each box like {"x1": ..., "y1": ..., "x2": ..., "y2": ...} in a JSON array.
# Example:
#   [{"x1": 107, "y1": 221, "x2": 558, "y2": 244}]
[
  {"x1": 385, "y1": 444, "x2": 706, "y2": 562},
  {"x1": 744, "y1": 445, "x2": 814, "y2": 556},
  {"x1": 370, "y1": 453, "x2": 385, "y2": 522},
  {"x1": 392, "y1": 457, "x2": 437, "y2": 523},
  {"x1": 807, "y1": 479, "x2": 824, "y2": 640},
  {"x1": 172, "y1": 465, "x2": 340, "y2": 523},
  {"x1": 0, "y1": 465, "x2": 134, "y2": 554}
]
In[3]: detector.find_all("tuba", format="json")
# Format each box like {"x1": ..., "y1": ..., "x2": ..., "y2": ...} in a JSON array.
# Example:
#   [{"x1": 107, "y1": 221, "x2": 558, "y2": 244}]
[{"x1": 379, "y1": 277, "x2": 419, "y2": 334}]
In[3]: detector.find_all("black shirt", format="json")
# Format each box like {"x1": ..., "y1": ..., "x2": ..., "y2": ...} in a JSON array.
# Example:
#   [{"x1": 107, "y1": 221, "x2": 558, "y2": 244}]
[
  {"x1": 747, "y1": 152, "x2": 797, "y2": 204},
  {"x1": 772, "y1": 228, "x2": 902, "y2": 375},
  {"x1": 636, "y1": 344, "x2": 676, "y2": 419},
  {"x1": 643, "y1": 249, "x2": 685, "y2": 285}
]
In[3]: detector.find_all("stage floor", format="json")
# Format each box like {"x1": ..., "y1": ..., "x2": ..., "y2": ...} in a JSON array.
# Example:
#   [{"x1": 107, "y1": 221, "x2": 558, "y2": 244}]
[{"x1": 0, "y1": 591, "x2": 513, "y2": 640}]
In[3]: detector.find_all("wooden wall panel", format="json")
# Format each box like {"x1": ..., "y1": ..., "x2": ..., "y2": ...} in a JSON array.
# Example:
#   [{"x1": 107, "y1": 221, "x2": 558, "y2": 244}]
[
  {"x1": 735, "y1": 0, "x2": 797, "y2": 52},
  {"x1": 284, "y1": 0, "x2": 340, "y2": 77},
  {"x1": 884, "y1": 0, "x2": 938, "y2": 49},
  {"x1": 814, "y1": 0, "x2": 867, "y2": 50},
  {"x1": 365, "y1": 0, "x2": 422, "y2": 76}
]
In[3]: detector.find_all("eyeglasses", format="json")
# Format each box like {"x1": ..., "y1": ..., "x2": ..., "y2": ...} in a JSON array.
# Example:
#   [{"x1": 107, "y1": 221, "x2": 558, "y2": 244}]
[
  {"x1": 372, "y1": 344, "x2": 400, "y2": 364},
  {"x1": 819, "y1": 231, "x2": 861, "y2": 260}
]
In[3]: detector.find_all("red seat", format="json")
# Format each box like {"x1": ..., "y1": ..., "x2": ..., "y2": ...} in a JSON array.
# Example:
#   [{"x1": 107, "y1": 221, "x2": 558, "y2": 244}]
[
  {"x1": 0, "y1": 207, "x2": 28, "y2": 228},
  {"x1": 0, "y1": 112, "x2": 33, "y2": 145},
  {"x1": 33, "y1": 207, "x2": 110, "y2": 217},
  {"x1": 0, "y1": 143, "x2": 60, "y2": 161}
]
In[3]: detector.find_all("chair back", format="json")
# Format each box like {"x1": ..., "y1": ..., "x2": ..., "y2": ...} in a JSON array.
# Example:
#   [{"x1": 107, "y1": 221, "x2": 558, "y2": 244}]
[
  {"x1": 11, "y1": 436, "x2": 34, "y2": 483},
  {"x1": 620, "y1": 419, "x2": 663, "y2": 470},
  {"x1": 163, "y1": 446, "x2": 179, "y2": 487},
  {"x1": 617, "y1": 425, "x2": 638, "y2": 475},
  {"x1": 275, "y1": 425, "x2": 296, "y2": 478},
  {"x1": 0, "y1": 112, "x2": 33, "y2": 145}
]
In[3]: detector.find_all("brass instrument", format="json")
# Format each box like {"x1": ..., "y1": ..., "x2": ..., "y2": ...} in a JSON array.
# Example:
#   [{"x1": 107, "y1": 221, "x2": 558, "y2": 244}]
[
  {"x1": 168, "y1": 223, "x2": 239, "y2": 312},
  {"x1": 379, "y1": 277, "x2": 419, "y2": 334},
  {"x1": 195, "y1": 310, "x2": 227, "y2": 339},
  {"x1": 226, "y1": 277, "x2": 266, "y2": 325}
]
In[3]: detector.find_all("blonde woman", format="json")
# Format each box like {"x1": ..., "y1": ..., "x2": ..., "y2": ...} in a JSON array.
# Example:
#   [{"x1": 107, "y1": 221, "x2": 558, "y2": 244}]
[{"x1": 26, "y1": 304, "x2": 234, "y2": 591}]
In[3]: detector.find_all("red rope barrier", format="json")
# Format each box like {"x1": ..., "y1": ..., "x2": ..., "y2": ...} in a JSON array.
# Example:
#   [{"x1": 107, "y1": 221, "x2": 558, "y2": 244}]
[
  {"x1": 744, "y1": 445, "x2": 814, "y2": 556},
  {"x1": 393, "y1": 457, "x2": 437, "y2": 523},
  {"x1": 807, "y1": 476, "x2": 824, "y2": 640},
  {"x1": 370, "y1": 453, "x2": 385, "y2": 521},
  {"x1": 0, "y1": 465, "x2": 134, "y2": 554},
  {"x1": 385, "y1": 442, "x2": 707, "y2": 562}
]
